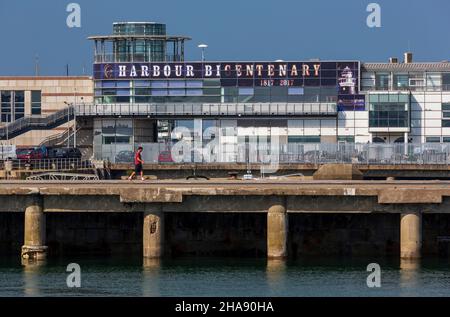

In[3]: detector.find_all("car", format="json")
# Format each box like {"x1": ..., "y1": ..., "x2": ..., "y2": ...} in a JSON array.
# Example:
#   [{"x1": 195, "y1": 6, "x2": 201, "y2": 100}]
[
  {"x1": 47, "y1": 147, "x2": 82, "y2": 159},
  {"x1": 16, "y1": 147, "x2": 45, "y2": 160},
  {"x1": 115, "y1": 150, "x2": 134, "y2": 163}
]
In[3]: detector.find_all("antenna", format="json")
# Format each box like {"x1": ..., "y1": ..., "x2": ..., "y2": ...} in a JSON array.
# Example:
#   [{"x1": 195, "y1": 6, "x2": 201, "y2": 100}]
[
  {"x1": 66, "y1": 64, "x2": 69, "y2": 76},
  {"x1": 34, "y1": 54, "x2": 39, "y2": 76}
]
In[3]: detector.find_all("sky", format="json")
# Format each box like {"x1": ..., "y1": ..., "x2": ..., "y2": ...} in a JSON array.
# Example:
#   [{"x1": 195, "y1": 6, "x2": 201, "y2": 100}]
[{"x1": 0, "y1": 0, "x2": 449, "y2": 75}]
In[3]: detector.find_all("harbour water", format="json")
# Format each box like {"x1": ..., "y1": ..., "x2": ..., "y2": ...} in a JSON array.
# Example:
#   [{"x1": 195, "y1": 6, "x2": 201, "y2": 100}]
[{"x1": 1, "y1": 256, "x2": 450, "y2": 297}]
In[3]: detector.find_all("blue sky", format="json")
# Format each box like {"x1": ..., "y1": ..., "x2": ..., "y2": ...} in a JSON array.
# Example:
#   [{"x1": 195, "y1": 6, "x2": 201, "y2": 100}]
[{"x1": 0, "y1": 0, "x2": 449, "y2": 75}]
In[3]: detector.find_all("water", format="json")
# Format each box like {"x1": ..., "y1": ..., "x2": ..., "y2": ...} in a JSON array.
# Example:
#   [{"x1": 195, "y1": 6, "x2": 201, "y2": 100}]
[{"x1": 1, "y1": 256, "x2": 450, "y2": 297}]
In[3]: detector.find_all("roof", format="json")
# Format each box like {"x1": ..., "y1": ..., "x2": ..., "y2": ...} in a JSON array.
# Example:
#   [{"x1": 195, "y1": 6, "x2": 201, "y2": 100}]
[
  {"x1": 362, "y1": 62, "x2": 450, "y2": 72},
  {"x1": 88, "y1": 35, "x2": 191, "y2": 41}
]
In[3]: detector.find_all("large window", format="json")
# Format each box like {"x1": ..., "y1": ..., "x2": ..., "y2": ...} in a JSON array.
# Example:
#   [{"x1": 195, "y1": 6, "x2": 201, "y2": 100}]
[
  {"x1": 369, "y1": 103, "x2": 409, "y2": 128},
  {"x1": 31, "y1": 90, "x2": 41, "y2": 115},
  {"x1": 1, "y1": 91, "x2": 11, "y2": 122},
  {"x1": 0, "y1": 90, "x2": 25, "y2": 122},
  {"x1": 442, "y1": 103, "x2": 450, "y2": 127},
  {"x1": 393, "y1": 74, "x2": 409, "y2": 90}
]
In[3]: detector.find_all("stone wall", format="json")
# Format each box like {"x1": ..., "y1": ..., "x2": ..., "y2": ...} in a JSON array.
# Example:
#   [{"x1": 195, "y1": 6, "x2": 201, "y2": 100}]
[
  {"x1": 288, "y1": 214, "x2": 400, "y2": 257},
  {"x1": 0, "y1": 213, "x2": 23, "y2": 255},
  {"x1": 45, "y1": 213, "x2": 142, "y2": 255},
  {"x1": 423, "y1": 214, "x2": 450, "y2": 257},
  {"x1": 165, "y1": 213, "x2": 267, "y2": 257},
  {"x1": 1, "y1": 212, "x2": 450, "y2": 258}
]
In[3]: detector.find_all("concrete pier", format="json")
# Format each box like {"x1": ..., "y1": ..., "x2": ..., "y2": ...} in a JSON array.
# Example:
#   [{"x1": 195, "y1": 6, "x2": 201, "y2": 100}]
[
  {"x1": 143, "y1": 208, "x2": 164, "y2": 258},
  {"x1": 267, "y1": 204, "x2": 288, "y2": 258},
  {"x1": 21, "y1": 196, "x2": 47, "y2": 261},
  {"x1": 400, "y1": 212, "x2": 422, "y2": 259}
]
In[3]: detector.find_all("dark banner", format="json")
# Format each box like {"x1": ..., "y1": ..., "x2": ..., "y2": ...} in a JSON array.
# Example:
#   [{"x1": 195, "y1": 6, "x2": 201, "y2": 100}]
[{"x1": 94, "y1": 61, "x2": 360, "y2": 93}]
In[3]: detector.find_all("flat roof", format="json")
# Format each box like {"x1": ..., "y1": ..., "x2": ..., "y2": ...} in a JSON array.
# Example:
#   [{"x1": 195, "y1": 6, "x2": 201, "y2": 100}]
[
  {"x1": 88, "y1": 35, "x2": 191, "y2": 41},
  {"x1": 362, "y1": 62, "x2": 450, "y2": 72}
]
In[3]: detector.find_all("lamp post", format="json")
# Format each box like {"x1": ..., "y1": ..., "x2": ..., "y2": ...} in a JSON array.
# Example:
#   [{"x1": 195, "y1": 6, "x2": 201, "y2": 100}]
[
  {"x1": 64, "y1": 101, "x2": 72, "y2": 148},
  {"x1": 73, "y1": 88, "x2": 77, "y2": 148},
  {"x1": 198, "y1": 44, "x2": 208, "y2": 62}
]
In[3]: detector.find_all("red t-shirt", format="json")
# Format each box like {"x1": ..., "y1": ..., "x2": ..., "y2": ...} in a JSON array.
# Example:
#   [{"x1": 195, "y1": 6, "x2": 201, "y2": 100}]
[{"x1": 134, "y1": 151, "x2": 142, "y2": 165}]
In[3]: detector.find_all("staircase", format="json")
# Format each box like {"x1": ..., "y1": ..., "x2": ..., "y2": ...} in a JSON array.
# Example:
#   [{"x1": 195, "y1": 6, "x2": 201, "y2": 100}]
[{"x1": 0, "y1": 106, "x2": 74, "y2": 140}]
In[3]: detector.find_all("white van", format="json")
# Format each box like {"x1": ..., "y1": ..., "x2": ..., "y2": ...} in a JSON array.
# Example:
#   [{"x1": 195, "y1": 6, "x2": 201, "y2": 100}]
[{"x1": 0, "y1": 144, "x2": 17, "y2": 160}]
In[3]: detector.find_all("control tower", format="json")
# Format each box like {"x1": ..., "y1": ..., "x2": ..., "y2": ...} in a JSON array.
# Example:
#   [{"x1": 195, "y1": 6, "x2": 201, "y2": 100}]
[{"x1": 88, "y1": 22, "x2": 191, "y2": 63}]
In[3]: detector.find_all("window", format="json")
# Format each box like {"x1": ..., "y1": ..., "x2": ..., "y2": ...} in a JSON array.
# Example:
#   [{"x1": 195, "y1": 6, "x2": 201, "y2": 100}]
[
  {"x1": 443, "y1": 73, "x2": 450, "y2": 91},
  {"x1": 338, "y1": 136, "x2": 355, "y2": 143},
  {"x1": 375, "y1": 73, "x2": 390, "y2": 90},
  {"x1": 31, "y1": 90, "x2": 41, "y2": 115},
  {"x1": 1, "y1": 91, "x2": 11, "y2": 122},
  {"x1": 168, "y1": 81, "x2": 185, "y2": 88},
  {"x1": 426, "y1": 137, "x2": 441, "y2": 143},
  {"x1": 426, "y1": 73, "x2": 441, "y2": 91},
  {"x1": 393, "y1": 74, "x2": 409, "y2": 89},
  {"x1": 168, "y1": 89, "x2": 185, "y2": 96},
  {"x1": 288, "y1": 136, "x2": 320, "y2": 143},
  {"x1": 442, "y1": 103, "x2": 450, "y2": 127},
  {"x1": 14, "y1": 91, "x2": 25, "y2": 120},
  {"x1": 151, "y1": 81, "x2": 168, "y2": 88},
  {"x1": 238, "y1": 87, "x2": 254, "y2": 95},
  {"x1": 186, "y1": 89, "x2": 202, "y2": 96},
  {"x1": 186, "y1": 81, "x2": 203, "y2": 88},
  {"x1": 443, "y1": 137, "x2": 450, "y2": 143},
  {"x1": 288, "y1": 87, "x2": 304, "y2": 95},
  {"x1": 152, "y1": 89, "x2": 168, "y2": 96},
  {"x1": 369, "y1": 103, "x2": 409, "y2": 128}
]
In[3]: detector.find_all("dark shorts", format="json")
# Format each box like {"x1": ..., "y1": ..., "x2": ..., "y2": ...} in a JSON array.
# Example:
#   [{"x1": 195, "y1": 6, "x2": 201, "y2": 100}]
[{"x1": 135, "y1": 163, "x2": 142, "y2": 173}]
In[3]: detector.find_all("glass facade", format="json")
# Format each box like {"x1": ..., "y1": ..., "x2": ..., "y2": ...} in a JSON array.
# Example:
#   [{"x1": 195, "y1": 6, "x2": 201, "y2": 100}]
[
  {"x1": 94, "y1": 79, "x2": 339, "y2": 105},
  {"x1": 113, "y1": 22, "x2": 166, "y2": 36}
]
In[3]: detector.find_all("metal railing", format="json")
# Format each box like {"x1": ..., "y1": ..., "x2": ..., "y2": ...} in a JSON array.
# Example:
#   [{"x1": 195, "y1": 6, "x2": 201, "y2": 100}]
[
  {"x1": 100, "y1": 142, "x2": 450, "y2": 165},
  {"x1": 0, "y1": 107, "x2": 74, "y2": 140},
  {"x1": 0, "y1": 158, "x2": 93, "y2": 171},
  {"x1": 94, "y1": 54, "x2": 183, "y2": 63},
  {"x1": 75, "y1": 103, "x2": 337, "y2": 117}
]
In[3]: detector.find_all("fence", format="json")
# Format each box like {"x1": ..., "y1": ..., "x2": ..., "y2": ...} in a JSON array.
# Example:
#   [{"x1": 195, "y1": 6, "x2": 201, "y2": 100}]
[
  {"x1": 0, "y1": 158, "x2": 93, "y2": 171},
  {"x1": 101, "y1": 142, "x2": 450, "y2": 165},
  {"x1": 75, "y1": 102, "x2": 337, "y2": 117}
]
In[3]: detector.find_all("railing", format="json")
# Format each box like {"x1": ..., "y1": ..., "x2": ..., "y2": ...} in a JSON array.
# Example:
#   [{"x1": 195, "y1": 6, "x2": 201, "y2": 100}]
[
  {"x1": 100, "y1": 142, "x2": 450, "y2": 165},
  {"x1": 0, "y1": 158, "x2": 93, "y2": 171},
  {"x1": 75, "y1": 103, "x2": 337, "y2": 117},
  {"x1": 94, "y1": 54, "x2": 183, "y2": 63},
  {"x1": 0, "y1": 107, "x2": 74, "y2": 140}
]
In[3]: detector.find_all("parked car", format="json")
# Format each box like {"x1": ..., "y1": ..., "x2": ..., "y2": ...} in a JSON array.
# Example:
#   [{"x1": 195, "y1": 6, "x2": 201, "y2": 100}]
[
  {"x1": 16, "y1": 147, "x2": 45, "y2": 160},
  {"x1": 47, "y1": 147, "x2": 82, "y2": 159},
  {"x1": 115, "y1": 150, "x2": 134, "y2": 163},
  {"x1": 158, "y1": 150, "x2": 173, "y2": 163}
]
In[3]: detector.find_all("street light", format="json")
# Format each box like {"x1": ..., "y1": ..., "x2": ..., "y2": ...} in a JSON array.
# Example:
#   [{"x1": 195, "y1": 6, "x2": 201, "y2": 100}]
[
  {"x1": 64, "y1": 101, "x2": 72, "y2": 148},
  {"x1": 198, "y1": 44, "x2": 208, "y2": 62}
]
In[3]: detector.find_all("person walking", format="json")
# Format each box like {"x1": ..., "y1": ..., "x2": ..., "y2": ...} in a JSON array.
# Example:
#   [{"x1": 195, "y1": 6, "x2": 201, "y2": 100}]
[{"x1": 128, "y1": 146, "x2": 145, "y2": 181}]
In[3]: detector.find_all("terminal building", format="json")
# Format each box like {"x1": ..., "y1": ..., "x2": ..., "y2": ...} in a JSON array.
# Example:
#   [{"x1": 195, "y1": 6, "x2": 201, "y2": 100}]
[{"x1": 1, "y1": 21, "x2": 450, "y2": 163}]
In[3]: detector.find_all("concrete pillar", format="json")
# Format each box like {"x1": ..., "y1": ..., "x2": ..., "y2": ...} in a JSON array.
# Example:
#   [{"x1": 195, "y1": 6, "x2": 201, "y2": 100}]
[
  {"x1": 143, "y1": 209, "x2": 164, "y2": 258},
  {"x1": 400, "y1": 212, "x2": 422, "y2": 259},
  {"x1": 21, "y1": 196, "x2": 47, "y2": 261},
  {"x1": 267, "y1": 204, "x2": 288, "y2": 258}
]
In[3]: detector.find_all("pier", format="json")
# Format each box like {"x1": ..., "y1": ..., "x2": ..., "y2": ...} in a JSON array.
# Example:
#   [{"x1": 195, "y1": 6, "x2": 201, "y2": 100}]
[{"x1": 1, "y1": 179, "x2": 449, "y2": 261}]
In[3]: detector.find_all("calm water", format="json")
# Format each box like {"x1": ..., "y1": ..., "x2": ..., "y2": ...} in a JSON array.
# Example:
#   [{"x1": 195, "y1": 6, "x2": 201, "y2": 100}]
[{"x1": 1, "y1": 256, "x2": 450, "y2": 297}]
